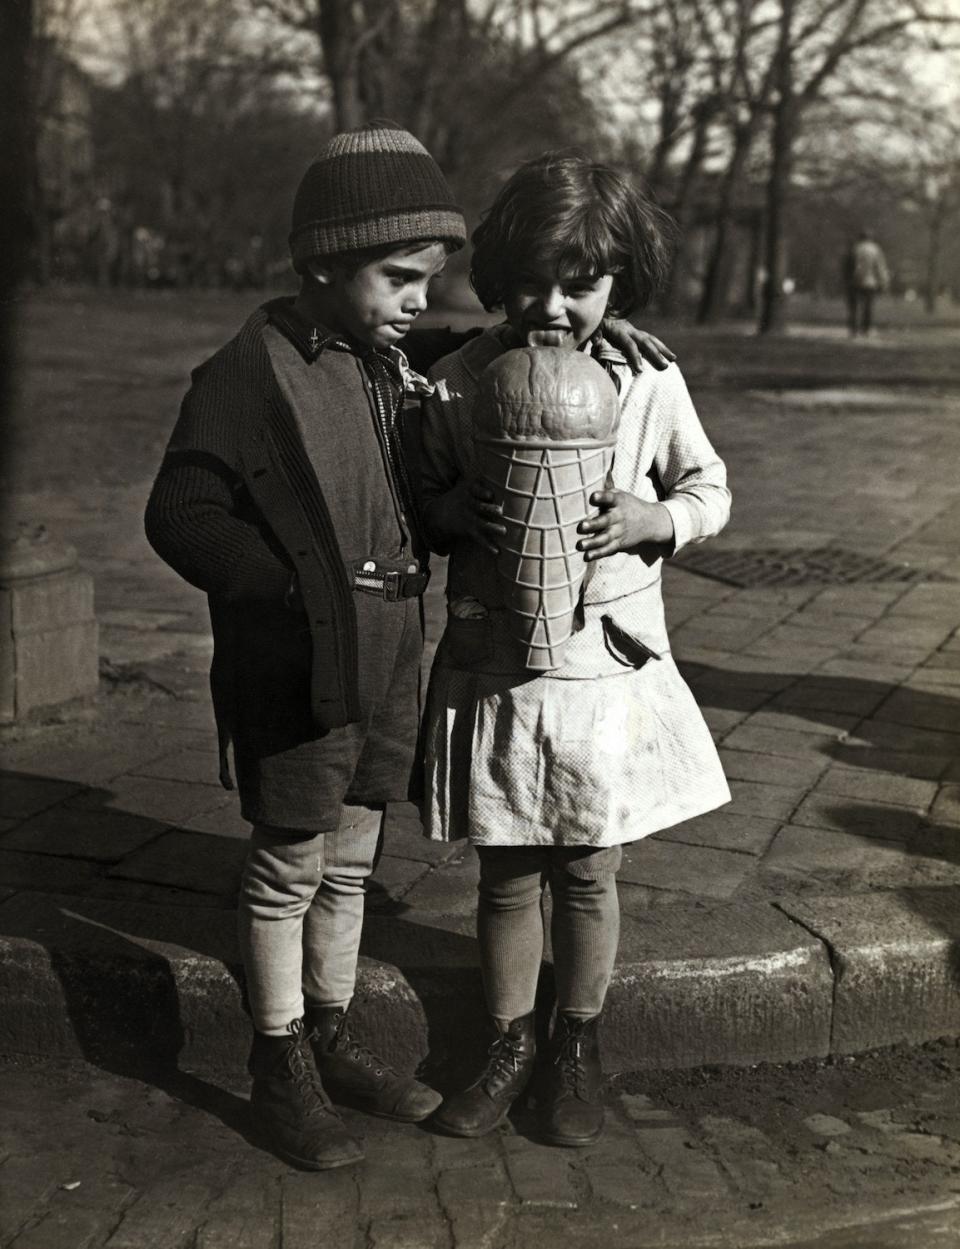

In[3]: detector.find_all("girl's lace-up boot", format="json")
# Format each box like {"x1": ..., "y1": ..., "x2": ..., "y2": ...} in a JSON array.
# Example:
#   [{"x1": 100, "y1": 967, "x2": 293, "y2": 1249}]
[
  {"x1": 538, "y1": 1012, "x2": 605, "y2": 1147},
  {"x1": 247, "y1": 1017, "x2": 364, "y2": 1170},
  {"x1": 432, "y1": 1011, "x2": 537, "y2": 1138},
  {"x1": 305, "y1": 1004, "x2": 442, "y2": 1123}
]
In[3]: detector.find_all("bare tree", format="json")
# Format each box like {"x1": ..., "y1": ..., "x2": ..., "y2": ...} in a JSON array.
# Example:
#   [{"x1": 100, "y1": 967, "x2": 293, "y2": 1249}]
[
  {"x1": 595, "y1": 0, "x2": 781, "y2": 320},
  {"x1": 884, "y1": 103, "x2": 960, "y2": 311},
  {"x1": 248, "y1": 0, "x2": 660, "y2": 166},
  {"x1": 601, "y1": 0, "x2": 730, "y2": 312},
  {"x1": 610, "y1": 0, "x2": 959, "y2": 326},
  {"x1": 757, "y1": 0, "x2": 960, "y2": 334},
  {"x1": 783, "y1": 41, "x2": 959, "y2": 302},
  {"x1": 693, "y1": 0, "x2": 780, "y2": 323},
  {"x1": 87, "y1": 0, "x2": 306, "y2": 283},
  {"x1": 23, "y1": 0, "x2": 100, "y2": 282}
]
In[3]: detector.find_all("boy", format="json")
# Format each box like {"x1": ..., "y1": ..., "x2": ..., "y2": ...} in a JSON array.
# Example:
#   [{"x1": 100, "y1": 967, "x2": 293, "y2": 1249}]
[{"x1": 145, "y1": 122, "x2": 467, "y2": 1171}]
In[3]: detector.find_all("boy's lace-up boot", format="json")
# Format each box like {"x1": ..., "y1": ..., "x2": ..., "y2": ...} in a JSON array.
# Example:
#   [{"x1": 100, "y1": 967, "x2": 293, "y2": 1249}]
[
  {"x1": 538, "y1": 1012, "x2": 605, "y2": 1147},
  {"x1": 247, "y1": 1017, "x2": 364, "y2": 1170},
  {"x1": 432, "y1": 1011, "x2": 537, "y2": 1138},
  {"x1": 305, "y1": 1004, "x2": 442, "y2": 1123}
]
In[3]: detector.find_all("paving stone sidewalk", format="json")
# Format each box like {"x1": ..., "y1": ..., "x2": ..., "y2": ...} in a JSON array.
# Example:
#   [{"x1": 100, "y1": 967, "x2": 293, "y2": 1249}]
[
  {"x1": 6, "y1": 1042, "x2": 960, "y2": 1249},
  {"x1": 2, "y1": 321, "x2": 960, "y2": 1077}
]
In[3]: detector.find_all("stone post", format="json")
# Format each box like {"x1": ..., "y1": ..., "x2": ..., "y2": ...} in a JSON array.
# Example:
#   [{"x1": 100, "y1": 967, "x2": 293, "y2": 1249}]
[{"x1": 0, "y1": 525, "x2": 99, "y2": 724}]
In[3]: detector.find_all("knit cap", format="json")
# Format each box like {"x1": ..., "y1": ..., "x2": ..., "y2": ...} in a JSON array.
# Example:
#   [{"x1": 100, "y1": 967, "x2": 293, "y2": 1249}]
[{"x1": 289, "y1": 122, "x2": 466, "y2": 271}]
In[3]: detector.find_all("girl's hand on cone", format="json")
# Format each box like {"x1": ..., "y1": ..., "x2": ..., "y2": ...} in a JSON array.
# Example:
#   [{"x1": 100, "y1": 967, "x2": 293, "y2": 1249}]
[
  {"x1": 436, "y1": 478, "x2": 506, "y2": 554},
  {"x1": 601, "y1": 320, "x2": 676, "y2": 373},
  {"x1": 578, "y1": 490, "x2": 674, "y2": 560}
]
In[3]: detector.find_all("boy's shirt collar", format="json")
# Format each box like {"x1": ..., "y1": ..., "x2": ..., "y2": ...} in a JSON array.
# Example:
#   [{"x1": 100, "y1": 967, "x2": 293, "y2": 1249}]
[
  {"x1": 265, "y1": 297, "x2": 434, "y2": 394},
  {"x1": 392, "y1": 351, "x2": 434, "y2": 396},
  {"x1": 265, "y1": 297, "x2": 347, "y2": 362}
]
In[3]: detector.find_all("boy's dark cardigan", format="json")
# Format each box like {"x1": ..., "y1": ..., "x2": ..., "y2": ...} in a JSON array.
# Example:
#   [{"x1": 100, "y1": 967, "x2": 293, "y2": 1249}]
[{"x1": 145, "y1": 300, "x2": 463, "y2": 802}]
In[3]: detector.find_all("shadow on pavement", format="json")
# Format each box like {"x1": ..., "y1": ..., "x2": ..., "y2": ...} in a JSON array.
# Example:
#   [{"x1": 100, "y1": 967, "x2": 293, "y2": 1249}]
[
  {"x1": 5, "y1": 893, "x2": 255, "y2": 1152},
  {"x1": 1, "y1": 655, "x2": 958, "y2": 1083},
  {"x1": 682, "y1": 662, "x2": 960, "y2": 987},
  {"x1": 0, "y1": 773, "x2": 489, "y2": 1096}
]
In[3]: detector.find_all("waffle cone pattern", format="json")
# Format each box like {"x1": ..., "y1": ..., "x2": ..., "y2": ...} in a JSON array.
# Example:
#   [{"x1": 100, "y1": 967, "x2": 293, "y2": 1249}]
[{"x1": 475, "y1": 348, "x2": 621, "y2": 670}]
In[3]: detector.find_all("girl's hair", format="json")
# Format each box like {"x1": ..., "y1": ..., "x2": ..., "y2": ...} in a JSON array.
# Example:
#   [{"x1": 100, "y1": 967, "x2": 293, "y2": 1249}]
[{"x1": 470, "y1": 152, "x2": 674, "y2": 318}]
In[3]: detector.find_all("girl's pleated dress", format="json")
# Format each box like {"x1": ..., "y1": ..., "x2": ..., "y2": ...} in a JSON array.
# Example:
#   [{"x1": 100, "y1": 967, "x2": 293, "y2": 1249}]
[{"x1": 420, "y1": 328, "x2": 732, "y2": 850}]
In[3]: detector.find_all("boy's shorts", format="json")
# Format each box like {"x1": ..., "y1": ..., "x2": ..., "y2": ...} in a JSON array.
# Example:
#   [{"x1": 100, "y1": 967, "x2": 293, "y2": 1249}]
[{"x1": 231, "y1": 594, "x2": 423, "y2": 833}]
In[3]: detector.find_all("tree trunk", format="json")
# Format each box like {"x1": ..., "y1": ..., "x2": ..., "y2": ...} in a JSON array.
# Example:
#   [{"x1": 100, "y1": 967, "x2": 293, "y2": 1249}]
[
  {"x1": 647, "y1": 84, "x2": 684, "y2": 197},
  {"x1": 409, "y1": 0, "x2": 449, "y2": 139},
  {"x1": 317, "y1": 0, "x2": 366, "y2": 131},
  {"x1": 758, "y1": 0, "x2": 796, "y2": 336},
  {"x1": 758, "y1": 102, "x2": 797, "y2": 334},
  {"x1": 743, "y1": 211, "x2": 764, "y2": 313},
  {"x1": 924, "y1": 201, "x2": 943, "y2": 315},
  {"x1": 660, "y1": 100, "x2": 714, "y2": 316},
  {"x1": 696, "y1": 127, "x2": 752, "y2": 324}
]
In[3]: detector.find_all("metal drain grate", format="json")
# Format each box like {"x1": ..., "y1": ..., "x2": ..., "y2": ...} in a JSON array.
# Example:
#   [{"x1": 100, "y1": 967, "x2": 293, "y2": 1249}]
[{"x1": 675, "y1": 546, "x2": 955, "y2": 589}]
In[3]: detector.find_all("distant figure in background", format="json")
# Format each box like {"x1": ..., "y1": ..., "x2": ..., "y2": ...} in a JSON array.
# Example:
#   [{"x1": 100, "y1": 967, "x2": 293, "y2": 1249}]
[{"x1": 843, "y1": 230, "x2": 890, "y2": 337}]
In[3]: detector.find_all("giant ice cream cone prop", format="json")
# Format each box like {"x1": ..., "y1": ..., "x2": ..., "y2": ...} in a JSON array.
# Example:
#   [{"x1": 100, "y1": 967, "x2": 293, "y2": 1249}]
[{"x1": 475, "y1": 347, "x2": 621, "y2": 671}]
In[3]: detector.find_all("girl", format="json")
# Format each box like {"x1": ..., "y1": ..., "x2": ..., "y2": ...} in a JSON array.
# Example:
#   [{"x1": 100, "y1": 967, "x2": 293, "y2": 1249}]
[{"x1": 418, "y1": 152, "x2": 732, "y2": 1147}]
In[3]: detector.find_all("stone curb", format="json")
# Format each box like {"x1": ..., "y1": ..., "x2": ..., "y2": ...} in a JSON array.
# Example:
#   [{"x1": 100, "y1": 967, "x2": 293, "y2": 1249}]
[{"x1": 2, "y1": 885, "x2": 959, "y2": 1080}]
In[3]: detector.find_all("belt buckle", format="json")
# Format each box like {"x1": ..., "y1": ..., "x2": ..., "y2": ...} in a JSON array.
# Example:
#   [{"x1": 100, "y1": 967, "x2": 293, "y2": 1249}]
[{"x1": 383, "y1": 570, "x2": 401, "y2": 601}]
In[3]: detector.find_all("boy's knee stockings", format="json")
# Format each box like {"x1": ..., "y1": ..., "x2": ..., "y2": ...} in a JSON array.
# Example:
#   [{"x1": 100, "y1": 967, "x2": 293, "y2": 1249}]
[{"x1": 238, "y1": 809, "x2": 383, "y2": 1033}]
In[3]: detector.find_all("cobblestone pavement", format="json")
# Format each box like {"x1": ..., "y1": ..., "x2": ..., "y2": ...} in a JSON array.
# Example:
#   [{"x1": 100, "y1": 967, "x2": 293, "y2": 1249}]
[{"x1": 3, "y1": 1040, "x2": 960, "y2": 1249}]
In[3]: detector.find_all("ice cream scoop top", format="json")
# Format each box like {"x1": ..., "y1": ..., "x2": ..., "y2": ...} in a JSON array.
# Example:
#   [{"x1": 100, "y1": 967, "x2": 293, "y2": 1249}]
[{"x1": 474, "y1": 347, "x2": 621, "y2": 442}]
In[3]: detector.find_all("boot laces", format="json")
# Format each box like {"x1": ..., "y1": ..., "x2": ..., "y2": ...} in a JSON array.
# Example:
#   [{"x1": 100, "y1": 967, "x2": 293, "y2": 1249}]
[
  {"x1": 285, "y1": 1019, "x2": 334, "y2": 1115},
  {"x1": 554, "y1": 1027, "x2": 588, "y2": 1096},
  {"x1": 332, "y1": 1014, "x2": 397, "y2": 1079},
  {"x1": 481, "y1": 1031, "x2": 527, "y2": 1091}
]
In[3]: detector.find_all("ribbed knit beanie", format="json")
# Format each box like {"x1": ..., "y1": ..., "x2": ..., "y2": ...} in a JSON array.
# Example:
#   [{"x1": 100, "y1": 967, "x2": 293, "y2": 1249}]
[{"x1": 289, "y1": 121, "x2": 466, "y2": 271}]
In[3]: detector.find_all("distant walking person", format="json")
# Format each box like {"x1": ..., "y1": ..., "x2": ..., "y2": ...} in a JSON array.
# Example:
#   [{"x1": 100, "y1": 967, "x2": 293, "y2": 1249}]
[{"x1": 843, "y1": 230, "x2": 890, "y2": 337}]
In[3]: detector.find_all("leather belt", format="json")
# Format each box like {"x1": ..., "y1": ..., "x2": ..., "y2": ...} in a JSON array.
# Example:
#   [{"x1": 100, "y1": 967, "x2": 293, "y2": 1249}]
[{"x1": 350, "y1": 558, "x2": 430, "y2": 601}]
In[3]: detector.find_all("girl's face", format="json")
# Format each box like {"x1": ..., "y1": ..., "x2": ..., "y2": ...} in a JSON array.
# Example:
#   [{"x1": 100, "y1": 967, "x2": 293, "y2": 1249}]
[{"x1": 503, "y1": 258, "x2": 614, "y2": 350}]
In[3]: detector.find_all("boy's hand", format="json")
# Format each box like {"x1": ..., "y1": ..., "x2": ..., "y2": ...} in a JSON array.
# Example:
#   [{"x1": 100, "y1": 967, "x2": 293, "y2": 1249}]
[
  {"x1": 436, "y1": 478, "x2": 506, "y2": 554},
  {"x1": 601, "y1": 319, "x2": 676, "y2": 374},
  {"x1": 578, "y1": 490, "x2": 674, "y2": 560}
]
